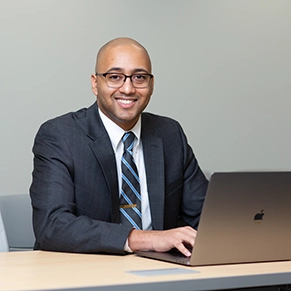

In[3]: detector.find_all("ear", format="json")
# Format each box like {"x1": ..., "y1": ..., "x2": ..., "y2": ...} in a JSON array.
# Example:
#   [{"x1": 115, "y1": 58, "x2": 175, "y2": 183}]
[
  {"x1": 91, "y1": 74, "x2": 98, "y2": 96},
  {"x1": 149, "y1": 75, "x2": 154, "y2": 95}
]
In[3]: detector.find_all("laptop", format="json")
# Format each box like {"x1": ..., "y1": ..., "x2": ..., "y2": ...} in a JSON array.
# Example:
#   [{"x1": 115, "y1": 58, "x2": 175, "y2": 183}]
[{"x1": 136, "y1": 172, "x2": 291, "y2": 266}]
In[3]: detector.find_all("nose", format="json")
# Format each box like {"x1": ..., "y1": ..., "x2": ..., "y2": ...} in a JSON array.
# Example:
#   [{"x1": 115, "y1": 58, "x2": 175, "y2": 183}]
[{"x1": 118, "y1": 77, "x2": 136, "y2": 94}]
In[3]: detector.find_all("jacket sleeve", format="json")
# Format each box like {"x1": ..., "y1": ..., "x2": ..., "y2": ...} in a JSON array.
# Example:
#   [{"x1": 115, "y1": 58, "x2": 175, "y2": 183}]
[
  {"x1": 179, "y1": 125, "x2": 209, "y2": 229},
  {"x1": 29, "y1": 120, "x2": 132, "y2": 254},
  {"x1": 160, "y1": 118, "x2": 208, "y2": 230}
]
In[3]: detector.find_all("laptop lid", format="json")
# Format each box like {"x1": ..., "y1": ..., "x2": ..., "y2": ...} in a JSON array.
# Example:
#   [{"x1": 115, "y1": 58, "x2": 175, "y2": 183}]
[{"x1": 136, "y1": 172, "x2": 291, "y2": 266}]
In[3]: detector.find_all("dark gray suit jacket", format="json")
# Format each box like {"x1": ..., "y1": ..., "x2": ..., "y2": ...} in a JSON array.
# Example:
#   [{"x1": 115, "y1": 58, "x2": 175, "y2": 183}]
[{"x1": 30, "y1": 102, "x2": 208, "y2": 254}]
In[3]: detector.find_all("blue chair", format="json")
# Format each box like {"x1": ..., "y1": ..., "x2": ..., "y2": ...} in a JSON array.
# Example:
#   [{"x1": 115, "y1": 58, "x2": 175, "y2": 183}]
[
  {"x1": 0, "y1": 194, "x2": 35, "y2": 251},
  {"x1": 0, "y1": 211, "x2": 9, "y2": 252}
]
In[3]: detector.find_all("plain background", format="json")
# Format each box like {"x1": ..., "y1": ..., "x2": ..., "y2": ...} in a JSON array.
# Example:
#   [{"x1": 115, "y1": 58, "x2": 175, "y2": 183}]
[{"x1": 1, "y1": 0, "x2": 290, "y2": 196}]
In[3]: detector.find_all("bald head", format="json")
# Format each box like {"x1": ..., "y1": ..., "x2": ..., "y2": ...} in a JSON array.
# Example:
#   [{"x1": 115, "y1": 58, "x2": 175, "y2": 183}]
[
  {"x1": 95, "y1": 37, "x2": 152, "y2": 73},
  {"x1": 91, "y1": 37, "x2": 154, "y2": 130}
]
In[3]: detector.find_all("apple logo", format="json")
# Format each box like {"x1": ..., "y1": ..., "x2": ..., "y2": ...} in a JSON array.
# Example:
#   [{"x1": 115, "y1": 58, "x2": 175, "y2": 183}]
[{"x1": 254, "y1": 209, "x2": 264, "y2": 222}]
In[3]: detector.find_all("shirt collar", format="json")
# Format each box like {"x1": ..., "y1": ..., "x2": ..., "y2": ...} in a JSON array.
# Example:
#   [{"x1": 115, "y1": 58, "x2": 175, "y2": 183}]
[{"x1": 98, "y1": 108, "x2": 141, "y2": 151}]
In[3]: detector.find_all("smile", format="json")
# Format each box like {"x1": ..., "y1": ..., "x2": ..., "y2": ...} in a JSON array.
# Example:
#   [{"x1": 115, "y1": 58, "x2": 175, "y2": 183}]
[{"x1": 117, "y1": 99, "x2": 136, "y2": 104}]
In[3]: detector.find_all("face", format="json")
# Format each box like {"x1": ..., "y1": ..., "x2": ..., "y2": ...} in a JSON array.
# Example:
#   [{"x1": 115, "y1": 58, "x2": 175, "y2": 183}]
[{"x1": 91, "y1": 43, "x2": 154, "y2": 131}]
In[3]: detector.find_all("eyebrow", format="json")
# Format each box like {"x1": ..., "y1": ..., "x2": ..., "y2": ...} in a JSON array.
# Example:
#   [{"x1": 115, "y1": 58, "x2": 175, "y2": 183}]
[{"x1": 106, "y1": 67, "x2": 150, "y2": 74}]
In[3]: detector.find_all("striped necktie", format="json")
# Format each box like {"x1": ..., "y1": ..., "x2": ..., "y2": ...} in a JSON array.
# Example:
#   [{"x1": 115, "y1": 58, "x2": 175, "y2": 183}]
[{"x1": 119, "y1": 132, "x2": 142, "y2": 230}]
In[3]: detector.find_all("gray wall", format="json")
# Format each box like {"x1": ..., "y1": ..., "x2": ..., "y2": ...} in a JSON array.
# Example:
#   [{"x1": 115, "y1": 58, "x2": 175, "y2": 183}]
[{"x1": 1, "y1": 0, "x2": 291, "y2": 196}]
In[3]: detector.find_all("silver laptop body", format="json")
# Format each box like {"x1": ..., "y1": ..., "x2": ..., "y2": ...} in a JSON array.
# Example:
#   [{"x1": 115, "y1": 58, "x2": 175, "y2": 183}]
[{"x1": 136, "y1": 172, "x2": 291, "y2": 266}]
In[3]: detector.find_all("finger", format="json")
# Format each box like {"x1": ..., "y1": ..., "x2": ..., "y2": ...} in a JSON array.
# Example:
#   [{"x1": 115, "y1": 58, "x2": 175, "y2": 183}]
[
  {"x1": 182, "y1": 226, "x2": 197, "y2": 237},
  {"x1": 176, "y1": 242, "x2": 192, "y2": 257},
  {"x1": 180, "y1": 228, "x2": 196, "y2": 247}
]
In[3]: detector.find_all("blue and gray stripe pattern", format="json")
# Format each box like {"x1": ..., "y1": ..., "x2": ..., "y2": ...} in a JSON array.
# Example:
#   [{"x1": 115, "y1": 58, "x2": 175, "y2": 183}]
[{"x1": 119, "y1": 132, "x2": 142, "y2": 230}]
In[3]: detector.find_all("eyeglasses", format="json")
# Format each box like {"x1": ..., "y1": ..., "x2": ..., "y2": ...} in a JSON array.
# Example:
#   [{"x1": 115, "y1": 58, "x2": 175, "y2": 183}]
[{"x1": 95, "y1": 72, "x2": 153, "y2": 88}]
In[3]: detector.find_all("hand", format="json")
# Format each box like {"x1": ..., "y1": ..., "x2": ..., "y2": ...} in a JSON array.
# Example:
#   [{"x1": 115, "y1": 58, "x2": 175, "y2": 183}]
[{"x1": 128, "y1": 226, "x2": 197, "y2": 257}]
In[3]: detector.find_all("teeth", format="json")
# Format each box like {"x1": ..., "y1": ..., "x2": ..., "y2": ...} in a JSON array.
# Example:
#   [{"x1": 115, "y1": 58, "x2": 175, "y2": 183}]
[{"x1": 118, "y1": 99, "x2": 134, "y2": 104}]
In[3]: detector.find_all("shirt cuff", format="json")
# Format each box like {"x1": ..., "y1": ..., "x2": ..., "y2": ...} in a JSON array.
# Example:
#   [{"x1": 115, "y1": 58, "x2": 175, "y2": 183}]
[{"x1": 124, "y1": 238, "x2": 133, "y2": 253}]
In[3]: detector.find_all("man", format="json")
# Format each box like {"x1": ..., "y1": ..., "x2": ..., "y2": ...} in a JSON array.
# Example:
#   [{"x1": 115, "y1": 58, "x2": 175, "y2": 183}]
[{"x1": 30, "y1": 37, "x2": 208, "y2": 257}]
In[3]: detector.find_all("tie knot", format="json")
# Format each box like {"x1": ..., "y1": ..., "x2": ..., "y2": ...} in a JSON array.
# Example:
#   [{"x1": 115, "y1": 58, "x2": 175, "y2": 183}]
[{"x1": 122, "y1": 131, "x2": 135, "y2": 153}]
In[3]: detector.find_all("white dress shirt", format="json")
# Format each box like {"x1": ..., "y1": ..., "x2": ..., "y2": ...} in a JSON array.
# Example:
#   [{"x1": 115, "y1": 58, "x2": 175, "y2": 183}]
[{"x1": 98, "y1": 109, "x2": 152, "y2": 231}]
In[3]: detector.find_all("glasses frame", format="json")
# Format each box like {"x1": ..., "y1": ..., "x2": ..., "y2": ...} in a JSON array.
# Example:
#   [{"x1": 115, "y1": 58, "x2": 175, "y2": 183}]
[{"x1": 95, "y1": 72, "x2": 154, "y2": 88}]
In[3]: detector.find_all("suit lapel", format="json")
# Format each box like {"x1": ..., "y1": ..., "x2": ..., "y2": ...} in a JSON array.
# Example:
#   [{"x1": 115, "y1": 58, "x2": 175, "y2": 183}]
[
  {"x1": 74, "y1": 103, "x2": 120, "y2": 223},
  {"x1": 141, "y1": 129, "x2": 165, "y2": 230},
  {"x1": 89, "y1": 138, "x2": 120, "y2": 224}
]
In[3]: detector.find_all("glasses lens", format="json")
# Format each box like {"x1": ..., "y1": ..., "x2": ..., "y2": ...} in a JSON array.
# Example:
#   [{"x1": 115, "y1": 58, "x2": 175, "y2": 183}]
[
  {"x1": 105, "y1": 73, "x2": 124, "y2": 88},
  {"x1": 132, "y1": 74, "x2": 151, "y2": 88},
  {"x1": 104, "y1": 73, "x2": 152, "y2": 88}
]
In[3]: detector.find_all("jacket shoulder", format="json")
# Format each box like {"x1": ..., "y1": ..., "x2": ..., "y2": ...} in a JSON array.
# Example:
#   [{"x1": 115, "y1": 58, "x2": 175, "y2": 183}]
[
  {"x1": 37, "y1": 103, "x2": 98, "y2": 133},
  {"x1": 141, "y1": 112, "x2": 182, "y2": 133}
]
